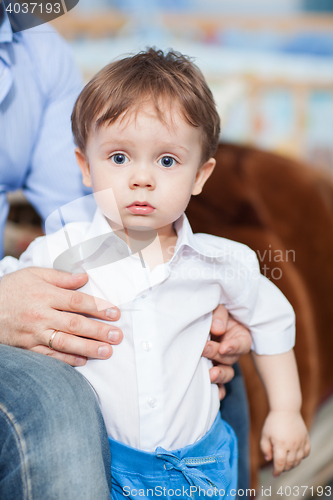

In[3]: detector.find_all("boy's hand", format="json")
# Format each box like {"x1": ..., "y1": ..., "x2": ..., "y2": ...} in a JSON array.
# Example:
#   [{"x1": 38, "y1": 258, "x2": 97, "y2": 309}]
[
  {"x1": 202, "y1": 304, "x2": 252, "y2": 399},
  {"x1": 260, "y1": 410, "x2": 310, "y2": 477},
  {"x1": 0, "y1": 268, "x2": 123, "y2": 366}
]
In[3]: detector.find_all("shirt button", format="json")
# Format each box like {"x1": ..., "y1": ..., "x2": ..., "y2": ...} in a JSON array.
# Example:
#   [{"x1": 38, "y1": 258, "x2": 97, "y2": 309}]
[
  {"x1": 142, "y1": 341, "x2": 153, "y2": 352},
  {"x1": 148, "y1": 397, "x2": 157, "y2": 408}
]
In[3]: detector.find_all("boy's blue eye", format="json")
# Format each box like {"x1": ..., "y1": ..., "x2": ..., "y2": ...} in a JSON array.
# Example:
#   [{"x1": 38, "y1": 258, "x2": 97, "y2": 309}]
[
  {"x1": 110, "y1": 154, "x2": 128, "y2": 165},
  {"x1": 158, "y1": 156, "x2": 176, "y2": 168}
]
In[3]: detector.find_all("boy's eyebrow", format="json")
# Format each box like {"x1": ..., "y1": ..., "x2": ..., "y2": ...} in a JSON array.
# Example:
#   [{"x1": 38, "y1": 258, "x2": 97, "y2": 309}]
[
  {"x1": 99, "y1": 140, "x2": 190, "y2": 154},
  {"x1": 162, "y1": 143, "x2": 190, "y2": 154},
  {"x1": 99, "y1": 139, "x2": 135, "y2": 150}
]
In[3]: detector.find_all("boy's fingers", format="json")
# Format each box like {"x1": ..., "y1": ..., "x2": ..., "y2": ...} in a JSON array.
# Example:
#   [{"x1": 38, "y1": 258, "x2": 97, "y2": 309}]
[
  {"x1": 294, "y1": 438, "x2": 310, "y2": 468},
  {"x1": 285, "y1": 449, "x2": 297, "y2": 471},
  {"x1": 304, "y1": 438, "x2": 311, "y2": 457},
  {"x1": 294, "y1": 448, "x2": 305, "y2": 468},
  {"x1": 273, "y1": 448, "x2": 287, "y2": 477},
  {"x1": 260, "y1": 436, "x2": 273, "y2": 462}
]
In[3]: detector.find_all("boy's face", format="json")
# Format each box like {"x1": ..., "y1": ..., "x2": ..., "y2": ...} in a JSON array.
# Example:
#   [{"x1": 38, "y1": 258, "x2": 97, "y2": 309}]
[{"x1": 76, "y1": 103, "x2": 215, "y2": 236}]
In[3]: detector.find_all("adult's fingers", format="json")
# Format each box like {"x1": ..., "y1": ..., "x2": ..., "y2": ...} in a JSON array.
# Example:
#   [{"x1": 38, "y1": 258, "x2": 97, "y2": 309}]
[
  {"x1": 209, "y1": 366, "x2": 229, "y2": 401},
  {"x1": 0, "y1": 268, "x2": 123, "y2": 358},
  {"x1": 29, "y1": 267, "x2": 90, "y2": 289},
  {"x1": 41, "y1": 329, "x2": 115, "y2": 359},
  {"x1": 32, "y1": 344, "x2": 87, "y2": 367},
  {"x1": 203, "y1": 339, "x2": 241, "y2": 366},
  {"x1": 50, "y1": 286, "x2": 120, "y2": 320},
  {"x1": 209, "y1": 364, "x2": 234, "y2": 385},
  {"x1": 30, "y1": 268, "x2": 121, "y2": 321},
  {"x1": 217, "y1": 321, "x2": 252, "y2": 357},
  {"x1": 218, "y1": 384, "x2": 226, "y2": 401},
  {"x1": 44, "y1": 311, "x2": 122, "y2": 344},
  {"x1": 210, "y1": 304, "x2": 228, "y2": 336}
]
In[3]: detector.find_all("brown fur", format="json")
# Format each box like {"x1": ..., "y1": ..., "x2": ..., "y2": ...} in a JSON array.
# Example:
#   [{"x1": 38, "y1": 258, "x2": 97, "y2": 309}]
[{"x1": 186, "y1": 142, "x2": 333, "y2": 487}]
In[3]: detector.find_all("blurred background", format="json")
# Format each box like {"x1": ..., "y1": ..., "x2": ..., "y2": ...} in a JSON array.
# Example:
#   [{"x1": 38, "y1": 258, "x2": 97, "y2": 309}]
[
  {"x1": 5, "y1": 1, "x2": 333, "y2": 497},
  {"x1": 51, "y1": 0, "x2": 333, "y2": 174}
]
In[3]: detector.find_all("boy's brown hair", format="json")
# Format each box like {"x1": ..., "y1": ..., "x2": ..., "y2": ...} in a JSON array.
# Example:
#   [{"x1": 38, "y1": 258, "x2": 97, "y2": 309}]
[{"x1": 71, "y1": 48, "x2": 220, "y2": 163}]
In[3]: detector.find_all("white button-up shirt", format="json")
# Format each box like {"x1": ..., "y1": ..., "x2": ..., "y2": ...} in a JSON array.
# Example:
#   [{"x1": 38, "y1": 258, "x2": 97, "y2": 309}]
[{"x1": 0, "y1": 209, "x2": 295, "y2": 451}]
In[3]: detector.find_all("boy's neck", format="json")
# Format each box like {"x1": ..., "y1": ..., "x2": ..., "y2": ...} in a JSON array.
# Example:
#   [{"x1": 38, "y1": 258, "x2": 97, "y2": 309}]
[{"x1": 105, "y1": 217, "x2": 178, "y2": 268}]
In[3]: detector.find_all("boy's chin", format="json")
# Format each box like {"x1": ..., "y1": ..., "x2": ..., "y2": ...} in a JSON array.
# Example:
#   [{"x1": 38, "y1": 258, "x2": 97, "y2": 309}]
[{"x1": 107, "y1": 214, "x2": 158, "y2": 233}]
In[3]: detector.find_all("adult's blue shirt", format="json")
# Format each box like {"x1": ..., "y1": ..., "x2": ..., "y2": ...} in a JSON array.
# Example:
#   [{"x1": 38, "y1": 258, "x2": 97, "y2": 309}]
[{"x1": 0, "y1": 5, "x2": 91, "y2": 258}]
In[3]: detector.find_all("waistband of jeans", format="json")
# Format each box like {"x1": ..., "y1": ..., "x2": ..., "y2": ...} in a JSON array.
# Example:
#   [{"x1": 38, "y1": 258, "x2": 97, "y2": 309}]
[{"x1": 108, "y1": 413, "x2": 228, "y2": 474}]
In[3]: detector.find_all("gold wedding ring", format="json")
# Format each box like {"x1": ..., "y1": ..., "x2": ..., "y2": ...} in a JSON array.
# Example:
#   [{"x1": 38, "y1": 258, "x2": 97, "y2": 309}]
[{"x1": 49, "y1": 330, "x2": 59, "y2": 350}]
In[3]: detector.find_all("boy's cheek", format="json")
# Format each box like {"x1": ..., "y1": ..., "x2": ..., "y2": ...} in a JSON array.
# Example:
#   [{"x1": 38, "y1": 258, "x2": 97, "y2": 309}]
[{"x1": 93, "y1": 188, "x2": 123, "y2": 226}]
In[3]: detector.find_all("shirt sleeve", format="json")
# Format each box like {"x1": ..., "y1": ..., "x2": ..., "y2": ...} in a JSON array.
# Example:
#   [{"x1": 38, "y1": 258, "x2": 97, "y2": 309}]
[
  {"x1": 0, "y1": 256, "x2": 20, "y2": 277},
  {"x1": 21, "y1": 26, "x2": 92, "y2": 232},
  {"x1": 221, "y1": 247, "x2": 295, "y2": 355},
  {"x1": 0, "y1": 234, "x2": 49, "y2": 275}
]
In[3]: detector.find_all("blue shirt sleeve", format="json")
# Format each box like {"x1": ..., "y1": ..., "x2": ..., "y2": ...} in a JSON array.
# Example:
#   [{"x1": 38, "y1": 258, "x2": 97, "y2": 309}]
[{"x1": 21, "y1": 27, "x2": 92, "y2": 233}]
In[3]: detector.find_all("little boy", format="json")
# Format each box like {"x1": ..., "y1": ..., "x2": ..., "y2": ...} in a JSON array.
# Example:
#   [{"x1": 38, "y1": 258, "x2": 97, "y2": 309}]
[{"x1": 3, "y1": 49, "x2": 310, "y2": 498}]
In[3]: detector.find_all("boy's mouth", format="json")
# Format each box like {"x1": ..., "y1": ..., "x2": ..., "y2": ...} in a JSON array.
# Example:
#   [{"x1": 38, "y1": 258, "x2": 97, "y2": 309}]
[{"x1": 126, "y1": 202, "x2": 155, "y2": 215}]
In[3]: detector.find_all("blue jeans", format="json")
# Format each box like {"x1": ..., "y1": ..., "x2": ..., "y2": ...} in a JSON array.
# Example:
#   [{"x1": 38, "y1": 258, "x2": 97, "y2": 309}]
[
  {"x1": 0, "y1": 344, "x2": 249, "y2": 499},
  {"x1": 0, "y1": 344, "x2": 111, "y2": 500},
  {"x1": 220, "y1": 363, "x2": 250, "y2": 493},
  {"x1": 110, "y1": 414, "x2": 238, "y2": 500}
]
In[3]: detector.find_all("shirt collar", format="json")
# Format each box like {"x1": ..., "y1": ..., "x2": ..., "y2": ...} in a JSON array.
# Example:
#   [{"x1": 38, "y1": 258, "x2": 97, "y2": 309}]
[
  {"x1": 0, "y1": 4, "x2": 14, "y2": 105},
  {"x1": 0, "y1": 4, "x2": 14, "y2": 43},
  {"x1": 84, "y1": 210, "x2": 191, "y2": 263},
  {"x1": 0, "y1": 4, "x2": 22, "y2": 44},
  {"x1": 77, "y1": 208, "x2": 129, "y2": 263},
  {"x1": 173, "y1": 213, "x2": 197, "y2": 254},
  {"x1": 84, "y1": 209, "x2": 230, "y2": 265},
  {"x1": 172, "y1": 213, "x2": 229, "y2": 263}
]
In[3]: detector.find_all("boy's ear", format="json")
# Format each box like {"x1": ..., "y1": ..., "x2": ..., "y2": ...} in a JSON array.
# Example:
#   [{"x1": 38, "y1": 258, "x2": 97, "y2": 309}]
[
  {"x1": 192, "y1": 158, "x2": 216, "y2": 196},
  {"x1": 75, "y1": 148, "x2": 92, "y2": 187}
]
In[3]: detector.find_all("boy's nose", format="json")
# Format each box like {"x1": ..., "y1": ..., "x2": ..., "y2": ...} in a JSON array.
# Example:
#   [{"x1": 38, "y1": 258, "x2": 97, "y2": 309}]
[{"x1": 130, "y1": 166, "x2": 155, "y2": 190}]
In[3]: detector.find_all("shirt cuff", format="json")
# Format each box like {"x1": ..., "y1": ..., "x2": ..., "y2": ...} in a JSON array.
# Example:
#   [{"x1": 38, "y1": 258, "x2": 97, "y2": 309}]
[
  {"x1": 0, "y1": 255, "x2": 20, "y2": 278},
  {"x1": 250, "y1": 324, "x2": 295, "y2": 355}
]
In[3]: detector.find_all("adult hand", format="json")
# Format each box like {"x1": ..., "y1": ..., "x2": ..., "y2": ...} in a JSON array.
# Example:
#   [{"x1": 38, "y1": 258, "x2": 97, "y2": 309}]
[
  {"x1": 0, "y1": 268, "x2": 122, "y2": 366},
  {"x1": 202, "y1": 304, "x2": 252, "y2": 399}
]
